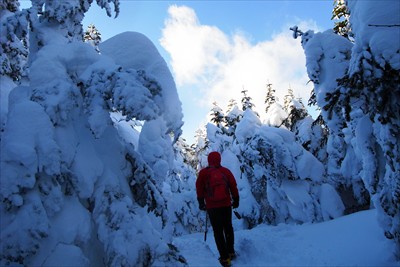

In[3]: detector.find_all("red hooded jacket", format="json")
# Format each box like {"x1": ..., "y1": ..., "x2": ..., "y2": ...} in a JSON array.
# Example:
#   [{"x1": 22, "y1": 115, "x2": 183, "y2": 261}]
[{"x1": 196, "y1": 152, "x2": 239, "y2": 209}]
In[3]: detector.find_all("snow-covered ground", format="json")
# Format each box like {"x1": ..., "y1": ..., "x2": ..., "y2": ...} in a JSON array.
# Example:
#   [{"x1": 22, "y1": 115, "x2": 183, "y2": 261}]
[{"x1": 174, "y1": 209, "x2": 399, "y2": 266}]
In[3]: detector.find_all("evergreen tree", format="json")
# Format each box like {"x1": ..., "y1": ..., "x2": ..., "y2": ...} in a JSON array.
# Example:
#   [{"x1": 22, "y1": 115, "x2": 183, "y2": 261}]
[
  {"x1": 282, "y1": 87, "x2": 308, "y2": 131},
  {"x1": 193, "y1": 128, "x2": 210, "y2": 168},
  {"x1": 264, "y1": 82, "x2": 276, "y2": 114},
  {"x1": 84, "y1": 23, "x2": 102, "y2": 53},
  {"x1": 283, "y1": 86, "x2": 294, "y2": 113},
  {"x1": 0, "y1": 0, "x2": 30, "y2": 81},
  {"x1": 308, "y1": 114, "x2": 328, "y2": 163},
  {"x1": 226, "y1": 98, "x2": 237, "y2": 115},
  {"x1": 296, "y1": 28, "x2": 370, "y2": 215},
  {"x1": 235, "y1": 111, "x2": 275, "y2": 227},
  {"x1": 299, "y1": 1, "x2": 399, "y2": 256},
  {"x1": 175, "y1": 137, "x2": 197, "y2": 169},
  {"x1": 210, "y1": 101, "x2": 225, "y2": 129},
  {"x1": 234, "y1": 109, "x2": 344, "y2": 227},
  {"x1": 162, "y1": 138, "x2": 201, "y2": 236},
  {"x1": 283, "y1": 98, "x2": 309, "y2": 131},
  {"x1": 0, "y1": 0, "x2": 19, "y2": 12},
  {"x1": 332, "y1": 36, "x2": 399, "y2": 241},
  {"x1": 241, "y1": 88, "x2": 256, "y2": 113},
  {"x1": 0, "y1": 1, "x2": 186, "y2": 265},
  {"x1": 331, "y1": 0, "x2": 352, "y2": 39},
  {"x1": 27, "y1": 0, "x2": 120, "y2": 63},
  {"x1": 224, "y1": 99, "x2": 242, "y2": 136}
]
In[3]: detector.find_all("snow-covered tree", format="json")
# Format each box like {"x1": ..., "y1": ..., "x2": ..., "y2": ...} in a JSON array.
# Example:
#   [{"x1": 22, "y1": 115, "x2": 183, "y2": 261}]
[
  {"x1": 344, "y1": 1, "x2": 399, "y2": 253},
  {"x1": 0, "y1": 1, "x2": 186, "y2": 266},
  {"x1": 298, "y1": 0, "x2": 399, "y2": 257},
  {"x1": 264, "y1": 82, "x2": 276, "y2": 114},
  {"x1": 282, "y1": 88, "x2": 310, "y2": 136},
  {"x1": 0, "y1": 0, "x2": 30, "y2": 81},
  {"x1": 283, "y1": 86, "x2": 294, "y2": 112},
  {"x1": 235, "y1": 109, "x2": 344, "y2": 227},
  {"x1": 175, "y1": 137, "x2": 197, "y2": 169},
  {"x1": 234, "y1": 109, "x2": 274, "y2": 227},
  {"x1": 296, "y1": 27, "x2": 370, "y2": 214},
  {"x1": 192, "y1": 127, "x2": 209, "y2": 168},
  {"x1": 226, "y1": 98, "x2": 237, "y2": 112},
  {"x1": 302, "y1": 114, "x2": 328, "y2": 164},
  {"x1": 164, "y1": 138, "x2": 201, "y2": 236},
  {"x1": 264, "y1": 102, "x2": 287, "y2": 127},
  {"x1": 241, "y1": 88, "x2": 256, "y2": 112},
  {"x1": 283, "y1": 98, "x2": 308, "y2": 132},
  {"x1": 196, "y1": 104, "x2": 345, "y2": 228},
  {"x1": 1, "y1": 0, "x2": 19, "y2": 12},
  {"x1": 224, "y1": 99, "x2": 243, "y2": 136},
  {"x1": 331, "y1": 0, "x2": 352, "y2": 40},
  {"x1": 84, "y1": 23, "x2": 102, "y2": 53},
  {"x1": 210, "y1": 101, "x2": 225, "y2": 129},
  {"x1": 26, "y1": 0, "x2": 117, "y2": 64}
]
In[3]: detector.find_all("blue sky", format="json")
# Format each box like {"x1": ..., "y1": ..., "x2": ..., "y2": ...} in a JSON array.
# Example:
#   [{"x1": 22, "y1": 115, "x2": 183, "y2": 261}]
[
  {"x1": 82, "y1": 1, "x2": 333, "y2": 52},
  {"x1": 22, "y1": 1, "x2": 335, "y2": 144}
]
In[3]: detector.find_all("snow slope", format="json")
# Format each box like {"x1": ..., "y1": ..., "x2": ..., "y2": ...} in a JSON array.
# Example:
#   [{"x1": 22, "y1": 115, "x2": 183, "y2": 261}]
[{"x1": 174, "y1": 209, "x2": 399, "y2": 267}]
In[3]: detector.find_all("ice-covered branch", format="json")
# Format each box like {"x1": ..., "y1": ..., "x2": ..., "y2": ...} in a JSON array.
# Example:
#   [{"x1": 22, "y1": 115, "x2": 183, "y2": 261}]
[{"x1": 290, "y1": 26, "x2": 303, "y2": 39}]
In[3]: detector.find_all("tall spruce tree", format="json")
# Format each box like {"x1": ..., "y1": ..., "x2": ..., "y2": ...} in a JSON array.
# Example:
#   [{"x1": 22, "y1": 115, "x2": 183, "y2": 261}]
[
  {"x1": 264, "y1": 82, "x2": 276, "y2": 114},
  {"x1": 84, "y1": 23, "x2": 102, "y2": 53}
]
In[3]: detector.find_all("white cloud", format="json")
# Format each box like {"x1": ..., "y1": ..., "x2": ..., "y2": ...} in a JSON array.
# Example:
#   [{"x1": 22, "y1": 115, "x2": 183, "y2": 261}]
[
  {"x1": 160, "y1": 5, "x2": 322, "y2": 140},
  {"x1": 160, "y1": 5, "x2": 230, "y2": 85}
]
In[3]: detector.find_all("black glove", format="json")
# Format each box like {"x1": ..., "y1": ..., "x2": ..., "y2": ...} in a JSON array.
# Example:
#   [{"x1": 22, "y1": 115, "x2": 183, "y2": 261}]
[
  {"x1": 232, "y1": 197, "x2": 239, "y2": 209},
  {"x1": 198, "y1": 198, "x2": 206, "y2": 211}
]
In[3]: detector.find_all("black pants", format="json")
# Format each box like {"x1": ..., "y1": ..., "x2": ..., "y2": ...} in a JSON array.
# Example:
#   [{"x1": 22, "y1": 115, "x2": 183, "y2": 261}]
[{"x1": 208, "y1": 206, "x2": 235, "y2": 259}]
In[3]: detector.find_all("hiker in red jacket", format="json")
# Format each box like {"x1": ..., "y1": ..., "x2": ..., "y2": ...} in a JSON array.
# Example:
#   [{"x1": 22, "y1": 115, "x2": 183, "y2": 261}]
[{"x1": 196, "y1": 151, "x2": 239, "y2": 267}]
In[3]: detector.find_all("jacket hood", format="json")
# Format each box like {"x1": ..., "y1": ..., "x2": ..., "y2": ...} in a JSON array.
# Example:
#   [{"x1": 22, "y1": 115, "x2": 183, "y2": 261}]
[{"x1": 208, "y1": 151, "x2": 221, "y2": 167}]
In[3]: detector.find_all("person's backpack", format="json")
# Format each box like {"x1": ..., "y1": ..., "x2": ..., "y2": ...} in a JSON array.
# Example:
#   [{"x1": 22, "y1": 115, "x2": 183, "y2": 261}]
[{"x1": 206, "y1": 167, "x2": 230, "y2": 202}]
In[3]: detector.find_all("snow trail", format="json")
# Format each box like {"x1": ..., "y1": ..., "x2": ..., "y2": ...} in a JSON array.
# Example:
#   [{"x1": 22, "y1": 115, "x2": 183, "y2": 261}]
[{"x1": 173, "y1": 210, "x2": 399, "y2": 267}]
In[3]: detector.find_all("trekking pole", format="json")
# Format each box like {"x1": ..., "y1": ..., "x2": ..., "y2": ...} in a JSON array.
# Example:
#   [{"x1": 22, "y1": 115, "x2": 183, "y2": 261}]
[{"x1": 204, "y1": 212, "x2": 208, "y2": 242}]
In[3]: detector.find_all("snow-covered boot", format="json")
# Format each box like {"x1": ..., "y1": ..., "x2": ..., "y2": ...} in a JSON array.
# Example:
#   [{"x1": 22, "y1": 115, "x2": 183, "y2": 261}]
[
  {"x1": 219, "y1": 257, "x2": 231, "y2": 267},
  {"x1": 229, "y1": 252, "x2": 237, "y2": 260}
]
